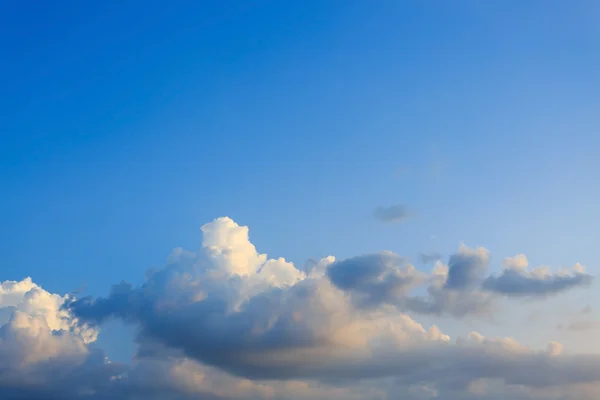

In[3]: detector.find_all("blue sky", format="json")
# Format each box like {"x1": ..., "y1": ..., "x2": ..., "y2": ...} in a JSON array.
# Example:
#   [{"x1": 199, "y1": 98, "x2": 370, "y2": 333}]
[{"x1": 1, "y1": 2, "x2": 599, "y2": 399}]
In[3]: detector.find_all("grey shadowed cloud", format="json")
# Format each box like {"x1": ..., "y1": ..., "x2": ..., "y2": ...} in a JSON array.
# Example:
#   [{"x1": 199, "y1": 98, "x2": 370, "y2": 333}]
[
  {"x1": 402, "y1": 282, "x2": 494, "y2": 318},
  {"x1": 482, "y1": 255, "x2": 593, "y2": 297},
  {"x1": 483, "y1": 270, "x2": 593, "y2": 297},
  {"x1": 327, "y1": 247, "x2": 591, "y2": 318},
  {"x1": 327, "y1": 252, "x2": 422, "y2": 308},
  {"x1": 326, "y1": 245, "x2": 494, "y2": 318},
  {"x1": 373, "y1": 204, "x2": 413, "y2": 223},
  {"x1": 444, "y1": 245, "x2": 490, "y2": 290}
]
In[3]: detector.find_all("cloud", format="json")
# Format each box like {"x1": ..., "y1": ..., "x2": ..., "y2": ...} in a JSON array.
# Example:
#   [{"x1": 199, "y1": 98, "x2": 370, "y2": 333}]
[
  {"x1": 419, "y1": 252, "x2": 443, "y2": 264},
  {"x1": 0, "y1": 278, "x2": 124, "y2": 400},
  {"x1": 402, "y1": 271, "x2": 494, "y2": 318},
  {"x1": 373, "y1": 204, "x2": 412, "y2": 223},
  {"x1": 390, "y1": 246, "x2": 494, "y2": 318},
  {"x1": 503, "y1": 254, "x2": 529, "y2": 270},
  {"x1": 482, "y1": 255, "x2": 593, "y2": 297},
  {"x1": 328, "y1": 245, "x2": 560, "y2": 318},
  {"x1": 326, "y1": 252, "x2": 493, "y2": 318},
  {"x1": 3, "y1": 218, "x2": 598, "y2": 399},
  {"x1": 327, "y1": 252, "x2": 423, "y2": 307},
  {"x1": 444, "y1": 244, "x2": 490, "y2": 290}
]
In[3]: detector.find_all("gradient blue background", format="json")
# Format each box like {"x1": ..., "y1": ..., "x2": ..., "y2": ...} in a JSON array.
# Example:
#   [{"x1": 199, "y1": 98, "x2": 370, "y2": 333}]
[{"x1": 2, "y1": 1, "x2": 599, "y2": 358}]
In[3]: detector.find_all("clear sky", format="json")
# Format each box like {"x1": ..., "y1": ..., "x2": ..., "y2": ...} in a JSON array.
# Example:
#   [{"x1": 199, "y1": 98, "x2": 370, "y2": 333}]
[{"x1": 1, "y1": 2, "x2": 599, "y2": 400}]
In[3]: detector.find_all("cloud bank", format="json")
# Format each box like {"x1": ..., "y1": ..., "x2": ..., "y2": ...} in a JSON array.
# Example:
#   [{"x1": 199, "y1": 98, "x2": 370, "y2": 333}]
[{"x1": 1, "y1": 217, "x2": 597, "y2": 399}]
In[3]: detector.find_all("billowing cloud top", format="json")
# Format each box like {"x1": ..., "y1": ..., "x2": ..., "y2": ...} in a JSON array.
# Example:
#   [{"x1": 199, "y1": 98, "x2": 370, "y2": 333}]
[
  {"x1": 1, "y1": 217, "x2": 597, "y2": 400},
  {"x1": 0, "y1": 277, "x2": 123, "y2": 400}
]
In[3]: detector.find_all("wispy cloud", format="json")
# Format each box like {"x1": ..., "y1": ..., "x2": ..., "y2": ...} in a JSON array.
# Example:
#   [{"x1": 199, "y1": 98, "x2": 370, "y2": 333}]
[
  {"x1": 567, "y1": 321, "x2": 600, "y2": 331},
  {"x1": 373, "y1": 204, "x2": 413, "y2": 223}
]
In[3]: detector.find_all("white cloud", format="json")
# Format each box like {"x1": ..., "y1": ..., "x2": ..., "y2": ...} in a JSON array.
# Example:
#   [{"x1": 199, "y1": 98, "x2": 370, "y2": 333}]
[
  {"x1": 0, "y1": 277, "x2": 97, "y2": 343},
  {"x1": 503, "y1": 254, "x2": 529, "y2": 271},
  {"x1": 0, "y1": 278, "x2": 123, "y2": 400}
]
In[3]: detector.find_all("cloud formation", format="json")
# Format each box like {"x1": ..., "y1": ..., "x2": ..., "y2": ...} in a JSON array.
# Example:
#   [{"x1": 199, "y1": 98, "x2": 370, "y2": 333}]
[
  {"x1": 326, "y1": 249, "x2": 494, "y2": 318},
  {"x1": 2, "y1": 217, "x2": 597, "y2": 399},
  {"x1": 483, "y1": 255, "x2": 593, "y2": 297},
  {"x1": 0, "y1": 278, "x2": 124, "y2": 400},
  {"x1": 327, "y1": 252, "x2": 422, "y2": 307},
  {"x1": 373, "y1": 204, "x2": 412, "y2": 223}
]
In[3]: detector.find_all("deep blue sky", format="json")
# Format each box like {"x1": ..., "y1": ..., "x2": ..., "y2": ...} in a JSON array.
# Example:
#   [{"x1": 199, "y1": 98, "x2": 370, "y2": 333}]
[{"x1": 1, "y1": 1, "x2": 599, "y2": 354}]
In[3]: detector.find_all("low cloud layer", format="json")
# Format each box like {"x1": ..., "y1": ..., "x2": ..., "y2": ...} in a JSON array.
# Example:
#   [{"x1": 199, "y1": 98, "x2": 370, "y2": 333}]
[{"x1": 1, "y1": 217, "x2": 597, "y2": 399}]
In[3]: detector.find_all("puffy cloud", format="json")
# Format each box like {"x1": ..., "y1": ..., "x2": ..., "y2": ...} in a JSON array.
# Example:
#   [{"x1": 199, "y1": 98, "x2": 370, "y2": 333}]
[
  {"x1": 0, "y1": 277, "x2": 98, "y2": 346},
  {"x1": 200, "y1": 217, "x2": 304, "y2": 286},
  {"x1": 4, "y1": 217, "x2": 599, "y2": 399},
  {"x1": 396, "y1": 247, "x2": 494, "y2": 318},
  {"x1": 483, "y1": 256, "x2": 593, "y2": 297},
  {"x1": 503, "y1": 254, "x2": 530, "y2": 270},
  {"x1": 0, "y1": 278, "x2": 124, "y2": 400},
  {"x1": 402, "y1": 277, "x2": 494, "y2": 318},
  {"x1": 444, "y1": 244, "x2": 490, "y2": 290},
  {"x1": 373, "y1": 204, "x2": 412, "y2": 223},
  {"x1": 303, "y1": 256, "x2": 336, "y2": 279},
  {"x1": 327, "y1": 252, "x2": 423, "y2": 307},
  {"x1": 327, "y1": 248, "x2": 493, "y2": 318}
]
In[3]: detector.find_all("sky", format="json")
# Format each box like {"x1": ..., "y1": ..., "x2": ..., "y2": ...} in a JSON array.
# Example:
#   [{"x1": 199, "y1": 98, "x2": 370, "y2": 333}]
[{"x1": 1, "y1": 1, "x2": 599, "y2": 399}]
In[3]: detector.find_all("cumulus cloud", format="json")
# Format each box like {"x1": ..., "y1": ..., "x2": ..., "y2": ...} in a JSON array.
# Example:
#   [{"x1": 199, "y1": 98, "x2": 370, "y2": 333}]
[
  {"x1": 327, "y1": 252, "x2": 423, "y2": 307},
  {"x1": 0, "y1": 278, "x2": 124, "y2": 400},
  {"x1": 373, "y1": 204, "x2": 412, "y2": 223},
  {"x1": 0, "y1": 277, "x2": 96, "y2": 342},
  {"x1": 444, "y1": 244, "x2": 490, "y2": 290},
  {"x1": 482, "y1": 255, "x2": 593, "y2": 297},
  {"x1": 326, "y1": 246, "x2": 494, "y2": 318},
  {"x1": 3, "y1": 217, "x2": 598, "y2": 399},
  {"x1": 403, "y1": 246, "x2": 494, "y2": 317},
  {"x1": 402, "y1": 263, "x2": 494, "y2": 318},
  {"x1": 326, "y1": 246, "x2": 591, "y2": 318}
]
